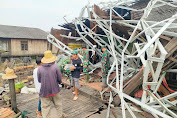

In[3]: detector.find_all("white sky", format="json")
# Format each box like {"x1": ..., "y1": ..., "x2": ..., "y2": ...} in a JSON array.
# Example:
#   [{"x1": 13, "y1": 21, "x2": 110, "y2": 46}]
[{"x1": 0, "y1": 0, "x2": 118, "y2": 32}]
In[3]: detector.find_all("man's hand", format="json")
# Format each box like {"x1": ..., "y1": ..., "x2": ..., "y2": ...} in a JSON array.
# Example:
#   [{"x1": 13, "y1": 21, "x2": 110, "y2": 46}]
[
  {"x1": 84, "y1": 65, "x2": 87, "y2": 68},
  {"x1": 70, "y1": 66, "x2": 76, "y2": 71}
]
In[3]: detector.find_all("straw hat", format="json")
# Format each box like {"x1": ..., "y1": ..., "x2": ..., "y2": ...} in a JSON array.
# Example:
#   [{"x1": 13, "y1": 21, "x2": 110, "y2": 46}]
[
  {"x1": 41, "y1": 50, "x2": 57, "y2": 63},
  {"x1": 2, "y1": 67, "x2": 17, "y2": 79}
]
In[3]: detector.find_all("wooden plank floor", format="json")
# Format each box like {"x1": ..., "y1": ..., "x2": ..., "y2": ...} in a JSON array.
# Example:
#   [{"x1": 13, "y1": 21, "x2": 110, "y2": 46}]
[
  {"x1": 17, "y1": 88, "x2": 145, "y2": 118},
  {"x1": 17, "y1": 88, "x2": 103, "y2": 118}
]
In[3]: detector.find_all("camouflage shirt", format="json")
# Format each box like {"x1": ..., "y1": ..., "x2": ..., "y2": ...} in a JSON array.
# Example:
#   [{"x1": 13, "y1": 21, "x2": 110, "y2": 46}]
[
  {"x1": 62, "y1": 57, "x2": 72, "y2": 76},
  {"x1": 101, "y1": 50, "x2": 110, "y2": 72},
  {"x1": 82, "y1": 50, "x2": 89, "y2": 73}
]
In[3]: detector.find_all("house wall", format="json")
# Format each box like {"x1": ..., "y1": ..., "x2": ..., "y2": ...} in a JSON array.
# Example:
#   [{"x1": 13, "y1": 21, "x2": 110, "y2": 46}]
[
  {"x1": 47, "y1": 41, "x2": 58, "y2": 55},
  {"x1": 10, "y1": 39, "x2": 48, "y2": 56},
  {"x1": 0, "y1": 38, "x2": 11, "y2": 56},
  {"x1": 51, "y1": 45, "x2": 58, "y2": 54}
]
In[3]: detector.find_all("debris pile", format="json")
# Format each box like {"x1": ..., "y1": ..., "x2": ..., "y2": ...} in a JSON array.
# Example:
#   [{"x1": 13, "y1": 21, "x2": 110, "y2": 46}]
[
  {"x1": 0, "y1": 58, "x2": 36, "y2": 117},
  {"x1": 1, "y1": 58, "x2": 35, "y2": 83},
  {"x1": 0, "y1": 87, "x2": 10, "y2": 107},
  {"x1": 47, "y1": 0, "x2": 177, "y2": 117}
]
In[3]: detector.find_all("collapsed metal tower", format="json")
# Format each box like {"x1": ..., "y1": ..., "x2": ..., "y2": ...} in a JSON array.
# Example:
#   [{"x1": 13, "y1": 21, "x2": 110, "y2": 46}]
[{"x1": 47, "y1": 0, "x2": 177, "y2": 117}]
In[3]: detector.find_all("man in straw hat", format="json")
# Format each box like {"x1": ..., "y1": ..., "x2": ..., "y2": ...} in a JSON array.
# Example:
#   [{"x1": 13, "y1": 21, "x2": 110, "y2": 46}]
[{"x1": 37, "y1": 50, "x2": 63, "y2": 118}]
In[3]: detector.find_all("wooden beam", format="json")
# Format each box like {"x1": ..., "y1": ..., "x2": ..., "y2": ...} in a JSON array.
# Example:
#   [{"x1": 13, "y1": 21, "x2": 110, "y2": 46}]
[
  {"x1": 169, "y1": 57, "x2": 177, "y2": 63},
  {"x1": 159, "y1": 35, "x2": 171, "y2": 41},
  {"x1": 113, "y1": 70, "x2": 144, "y2": 105},
  {"x1": 158, "y1": 85, "x2": 175, "y2": 101},
  {"x1": 8, "y1": 79, "x2": 17, "y2": 113}
]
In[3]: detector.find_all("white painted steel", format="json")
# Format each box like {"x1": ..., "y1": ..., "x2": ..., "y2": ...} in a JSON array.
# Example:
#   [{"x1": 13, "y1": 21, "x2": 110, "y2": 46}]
[{"x1": 47, "y1": 0, "x2": 177, "y2": 117}]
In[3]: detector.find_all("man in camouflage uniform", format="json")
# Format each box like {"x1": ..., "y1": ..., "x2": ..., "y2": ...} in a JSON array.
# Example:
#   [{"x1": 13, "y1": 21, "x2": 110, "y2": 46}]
[
  {"x1": 101, "y1": 45, "x2": 110, "y2": 87},
  {"x1": 63, "y1": 56, "x2": 72, "y2": 78},
  {"x1": 81, "y1": 46, "x2": 89, "y2": 82},
  {"x1": 61, "y1": 56, "x2": 72, "y2": 87}
]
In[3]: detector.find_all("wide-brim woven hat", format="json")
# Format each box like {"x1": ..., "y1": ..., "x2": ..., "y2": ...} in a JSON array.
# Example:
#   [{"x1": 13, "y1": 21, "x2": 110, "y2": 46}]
[
  {"x1": 2, "y1": 67, "x2": 17, "y2": 79},
  {"x1": 41, "y1": 50, "x2": 57, "y2": 63}
]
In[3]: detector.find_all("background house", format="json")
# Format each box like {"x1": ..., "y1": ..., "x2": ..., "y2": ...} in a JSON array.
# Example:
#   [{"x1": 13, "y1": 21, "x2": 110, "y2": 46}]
[{"x1": 0, "y1": 25, "x2": 58, "y2": 61}]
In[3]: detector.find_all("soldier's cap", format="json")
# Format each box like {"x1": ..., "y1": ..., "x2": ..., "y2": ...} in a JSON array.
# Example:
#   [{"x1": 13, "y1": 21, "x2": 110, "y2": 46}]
[
  {"x1": 101, "y1": 45, "x2": 106, "y2": 49},
  {"x1": 71, "y1": 50, "x2": 78, "y2": 55},
  {"x1": 82, "y1": 46, "x2": 86, "y2": 49}
]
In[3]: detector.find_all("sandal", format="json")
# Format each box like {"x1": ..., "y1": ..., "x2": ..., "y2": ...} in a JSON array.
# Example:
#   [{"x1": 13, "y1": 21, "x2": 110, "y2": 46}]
[{"x1": 73, "y1": 96, "x2": 78, "y2": 101}]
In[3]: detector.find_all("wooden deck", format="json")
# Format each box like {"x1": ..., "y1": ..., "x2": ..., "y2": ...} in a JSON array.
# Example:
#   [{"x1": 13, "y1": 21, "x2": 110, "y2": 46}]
[
  {"x1": 17, "y1": 88, "x2": 104, "y2": 118},
  {"x1": 17, "y1": 87, "x2": 145, "y2": 118}
]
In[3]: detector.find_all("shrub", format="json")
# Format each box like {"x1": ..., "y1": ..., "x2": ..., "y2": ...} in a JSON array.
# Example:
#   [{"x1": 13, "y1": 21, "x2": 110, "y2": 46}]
[{"x1": 15, "y1": 82, "x2": 25, "y2": 90}]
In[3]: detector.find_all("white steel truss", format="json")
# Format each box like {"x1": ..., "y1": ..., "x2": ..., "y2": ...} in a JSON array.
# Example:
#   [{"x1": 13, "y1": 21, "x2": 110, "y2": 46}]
[{"x1": 48, "y1": 0, "x2": 177, "y2": 117}]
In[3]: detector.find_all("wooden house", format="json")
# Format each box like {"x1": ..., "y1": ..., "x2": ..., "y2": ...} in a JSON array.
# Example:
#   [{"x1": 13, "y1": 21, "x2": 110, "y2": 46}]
[{"x1": 0, "y1": 25, "x2": 58, "y2": 60}]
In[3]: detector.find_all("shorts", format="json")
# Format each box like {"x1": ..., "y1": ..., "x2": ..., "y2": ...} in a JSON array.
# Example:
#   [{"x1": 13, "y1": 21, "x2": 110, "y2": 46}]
[{"x1": 71, "y1": 77, "x2": 80, "y2": 89}]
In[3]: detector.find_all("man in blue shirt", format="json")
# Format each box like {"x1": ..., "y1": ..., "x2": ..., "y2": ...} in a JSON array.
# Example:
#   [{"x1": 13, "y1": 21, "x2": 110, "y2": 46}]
[{"x1": 70, "y1": 50, "x2": 83, "y2": 101}]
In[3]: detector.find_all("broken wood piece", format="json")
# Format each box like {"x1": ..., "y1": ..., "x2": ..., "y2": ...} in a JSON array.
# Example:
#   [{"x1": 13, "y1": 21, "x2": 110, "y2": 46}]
[
  {"x1": 158, "y1": 85, "x2": 175, "y2": 101},
  {"x1": 12, "y1": 112, "x2": 21, "y2": 118},
  {"x1": 111, "y1": 110, "x2": 118, "y2": 118},
  {"x1": 0, "y1": 108, "x2": 15, "y2": 118},
  {"x1": 113, "y1": 70, "x2": 144, "y2": 106}
]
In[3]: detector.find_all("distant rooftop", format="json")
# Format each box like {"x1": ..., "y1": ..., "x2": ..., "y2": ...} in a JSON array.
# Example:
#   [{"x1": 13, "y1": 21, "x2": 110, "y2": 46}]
[{"x1": 0, "y1": 25, "x2": 48, "y2": 40}]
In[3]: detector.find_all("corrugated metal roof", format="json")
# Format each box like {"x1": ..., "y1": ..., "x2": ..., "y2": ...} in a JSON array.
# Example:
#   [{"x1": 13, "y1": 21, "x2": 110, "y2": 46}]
[
  {"x1": 130, "y1": 0, "x2": 150, "y2": 20},
  {"x1": 147, "y1": 5, "x2": 177, "y2": 21},
  {"x1": 0, "y1": 25, "x2": 48, "y2": 40},
  {"x1": 130, "y1": 1, "x2": 177, "y2": 33},
  {"x1": 147, "y1": 5, "x2": 177, "y2": 33}
]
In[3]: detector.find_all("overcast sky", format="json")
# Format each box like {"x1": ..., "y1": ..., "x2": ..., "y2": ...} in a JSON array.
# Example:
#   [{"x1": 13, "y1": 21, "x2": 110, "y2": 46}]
[{"x1": 0, "y1": 0, "x2": 118, "y2": 32}]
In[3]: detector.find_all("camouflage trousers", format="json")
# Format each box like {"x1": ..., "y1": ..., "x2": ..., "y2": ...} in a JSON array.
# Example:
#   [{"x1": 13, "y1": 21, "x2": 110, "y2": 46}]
[
  {"x1": 84, "y1": 72, "x2": 89, "y2": 82},
  {"x1": 101, "y1": 70, "x2": 108, "y2": 87}
]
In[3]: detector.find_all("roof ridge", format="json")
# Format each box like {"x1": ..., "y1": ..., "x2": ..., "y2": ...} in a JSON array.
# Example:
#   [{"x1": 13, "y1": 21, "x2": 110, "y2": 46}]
[{"x1": 0, "y1": 24, "x2": 43, "y2": 30}]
